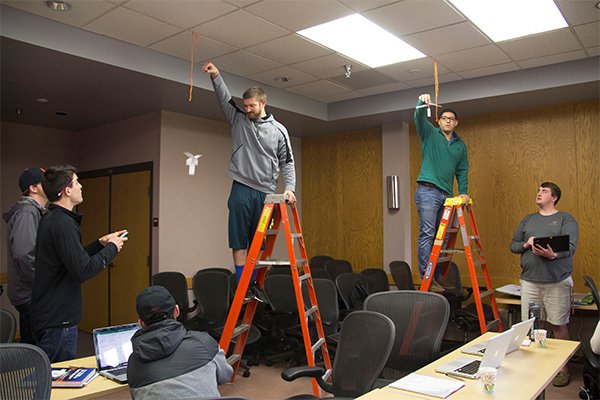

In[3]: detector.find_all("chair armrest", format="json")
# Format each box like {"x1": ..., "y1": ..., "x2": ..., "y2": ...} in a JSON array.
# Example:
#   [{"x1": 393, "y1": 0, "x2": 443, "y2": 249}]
[
  {"x1": 188, "y1": 299, "x2": 199, "y2": 313},
  {"x1": 281, "y1": 366, "x2": 325, "y2": 381},
  {"x1": 582, "y1": 342, "x2": 600, "y2": 369}
]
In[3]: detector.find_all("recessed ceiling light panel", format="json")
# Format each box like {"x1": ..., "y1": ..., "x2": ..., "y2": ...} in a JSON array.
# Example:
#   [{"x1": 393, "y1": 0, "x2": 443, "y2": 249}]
[
  {"x1": 297, "y1": 14, "x2": 426, "y2": 68},
  {"x1": 448, "y1": 0, "x2": 568, "y2": 42},
  {"x1": 45, "y1": 1, "x2": 72, "y2": 12}
]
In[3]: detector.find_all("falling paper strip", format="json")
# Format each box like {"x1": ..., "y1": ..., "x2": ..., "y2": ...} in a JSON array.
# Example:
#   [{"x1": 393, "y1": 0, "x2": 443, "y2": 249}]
[{"x1": 183, "y1": 151, "x2": 202, "y2": 175}]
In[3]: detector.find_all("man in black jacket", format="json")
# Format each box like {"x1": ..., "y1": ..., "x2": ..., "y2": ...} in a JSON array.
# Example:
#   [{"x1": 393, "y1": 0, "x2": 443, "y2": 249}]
[
  {"x1": 127, "y1": 286, "x2": 233, "y2": 399},
  {"x1": 30, "y1": 164, "x2": 128, "y2": 362}
]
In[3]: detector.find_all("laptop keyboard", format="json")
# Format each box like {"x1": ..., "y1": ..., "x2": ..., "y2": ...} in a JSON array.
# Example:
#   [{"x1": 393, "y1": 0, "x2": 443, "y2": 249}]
[
  {"x1": 455, "y1": 360, "x2": 481, "y2": 375},
  {"x1": 108, "y1": 366, "x2": 128, "y2": 376}
]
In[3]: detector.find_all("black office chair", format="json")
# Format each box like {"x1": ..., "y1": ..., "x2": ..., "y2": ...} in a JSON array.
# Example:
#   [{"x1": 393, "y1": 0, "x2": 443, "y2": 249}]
[
  {"x1": 361, "y1": 268, "x2": 389, "y2": 294},
  {"x1": 324, "y1": 259, "x2": 352, "y2": 283},
  {"x1": 579, "y1": 276, "x2": 599, "y2": 400},
  {"x1": 0, "y1": 343, "x2": 52, "y2": 400},
  {"x1": 0, "y1": 309, "x2": 17, "y2": 343},
  {"x1": 309, "y1": 255, "x2": 333, "y2": 270},
  {"x1": 200, "y1": 267, "x2": 233, "y2": 276},
  {"x1": 364, "y1": 291, "x2": 450, "y2": 382},
  {"x1": 281, "y1": 310, "x2": 395, "y2": 399},
  {"x1": 335, "y1": 272, "x2": 369, "y2": 312},
  {"x1": 443, "y1": 262, "x2": 497, "y2": 341},
  {"x1": 309, "y1": 268, "x2": 330, "y2": 280},
  {"x1": 389, "y1": 260, "x2": 416, "y2": 290},
  {"x1": 301, "y1": 278, "x2": 340, "y2": 345},
  {"x1": 152, "y1": 271, "x2": 198, "y2": 325}
]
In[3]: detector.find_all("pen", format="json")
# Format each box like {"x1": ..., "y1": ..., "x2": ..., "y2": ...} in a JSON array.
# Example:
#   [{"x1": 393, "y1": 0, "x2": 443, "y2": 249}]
[{"x1": 445, "y1": 373, "x2": 465, "y2": 382}]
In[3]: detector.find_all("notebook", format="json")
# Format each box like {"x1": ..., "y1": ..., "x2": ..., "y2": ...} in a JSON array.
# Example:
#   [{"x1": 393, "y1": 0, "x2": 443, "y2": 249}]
[
  {"x1": 435, "y1": 328, "x2": 515, "y2": 379},
  {"x1": 461, "y1": 318, "x2": 534, "y2": 356},
  {"x1": 533, "y1": 235, "x2": 569, "y2": 252},
  {"x1": 92, "y1": 323, "x2": 140, "y2": 384}
]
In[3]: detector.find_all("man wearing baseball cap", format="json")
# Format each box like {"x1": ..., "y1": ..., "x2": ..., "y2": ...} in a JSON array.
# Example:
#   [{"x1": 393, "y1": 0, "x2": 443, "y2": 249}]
[
  {"x1": 3, "y1": 167, "x2": 47, "y2": 344},
  {"x1": 127, "y1": 286, "x2": 233, "y2": 399}
]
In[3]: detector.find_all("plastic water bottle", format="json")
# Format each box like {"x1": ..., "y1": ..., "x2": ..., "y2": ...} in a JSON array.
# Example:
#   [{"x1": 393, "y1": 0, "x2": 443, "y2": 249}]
[{"x1": 528, "y1": 302, "x2": 541, "y2": 340}]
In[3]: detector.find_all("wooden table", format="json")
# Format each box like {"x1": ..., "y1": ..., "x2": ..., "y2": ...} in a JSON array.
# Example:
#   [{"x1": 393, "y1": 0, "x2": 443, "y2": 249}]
[
  {"x1": 51, "y1": 356, "x2": 128, "y2": 400},
  {"x1": 356, "y1": 332, "x2": 580, "y2": 400}
]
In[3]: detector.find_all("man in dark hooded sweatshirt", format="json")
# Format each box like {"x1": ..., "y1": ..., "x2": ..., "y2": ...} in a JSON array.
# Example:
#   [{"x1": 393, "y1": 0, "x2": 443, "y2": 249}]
[{"x1": 127, "y1": 286, "x2": 233, "y2": 399}]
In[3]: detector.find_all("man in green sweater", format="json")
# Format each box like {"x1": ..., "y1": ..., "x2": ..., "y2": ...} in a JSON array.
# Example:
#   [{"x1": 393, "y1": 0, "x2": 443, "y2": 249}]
[{"x1": 414, "y1": 94, "x2": 469, "y2": 291}]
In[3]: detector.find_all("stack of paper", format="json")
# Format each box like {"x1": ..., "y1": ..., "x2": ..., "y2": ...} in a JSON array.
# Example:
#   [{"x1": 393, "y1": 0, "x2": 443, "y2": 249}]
[
  {"x1": 495, "y1": 284, "x2": 521, "y2": 297},
  {"x1": 390, "y1": 373, "x2": 465, "y2": 398}
]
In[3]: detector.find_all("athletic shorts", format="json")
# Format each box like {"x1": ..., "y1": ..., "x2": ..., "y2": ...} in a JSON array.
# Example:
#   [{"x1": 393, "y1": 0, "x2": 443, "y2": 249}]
[
  {"x1": 520, "y1": 276, "x2": 573, "y2": 326},
  {"x1": 227, "y1": 181, "x2": 267, "y2": 250}
]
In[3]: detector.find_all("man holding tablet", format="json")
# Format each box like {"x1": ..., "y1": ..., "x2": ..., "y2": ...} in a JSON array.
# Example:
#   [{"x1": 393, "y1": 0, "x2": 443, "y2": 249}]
[{"x1": 509, "y1": 182, "x2": 578, "y2": 387}]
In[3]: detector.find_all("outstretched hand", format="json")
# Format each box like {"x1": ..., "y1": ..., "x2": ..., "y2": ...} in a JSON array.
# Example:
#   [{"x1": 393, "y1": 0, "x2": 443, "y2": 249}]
[
  {"x1": 419, "y1": 94, "x2": 431, "y2": 104},
  {"x1": 202, "y1": 62, "x2": 219, "y2": 78},
  {"x1": 284, "y1": 190, "x2": 296, "y2": 204},
  {"x1": 99, "y1": 230, "x2": 128, "y2": 252}
]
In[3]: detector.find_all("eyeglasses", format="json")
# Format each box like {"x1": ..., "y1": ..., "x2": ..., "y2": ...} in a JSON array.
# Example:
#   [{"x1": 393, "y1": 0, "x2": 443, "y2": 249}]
[{"x1": 440, "y1": 116, "x2": 456, "y2": 122}]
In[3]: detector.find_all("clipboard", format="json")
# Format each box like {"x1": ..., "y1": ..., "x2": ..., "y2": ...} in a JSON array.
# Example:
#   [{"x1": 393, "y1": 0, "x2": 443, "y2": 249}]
[{"x1": 533, "y1": 235, "x2": 569, "y2": 252}]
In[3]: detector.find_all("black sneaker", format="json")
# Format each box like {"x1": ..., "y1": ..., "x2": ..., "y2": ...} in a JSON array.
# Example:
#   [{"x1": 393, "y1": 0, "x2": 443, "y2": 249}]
[{"x1": 247, "y1": 284, "x2": 269, "y2": 304}]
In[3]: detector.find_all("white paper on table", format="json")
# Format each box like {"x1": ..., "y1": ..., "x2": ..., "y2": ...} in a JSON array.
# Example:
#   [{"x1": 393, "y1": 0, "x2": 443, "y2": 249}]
[
  {"x1": 495, "y1": 284, "x2": 521, "y2": 297},
  {"x1": 390, "y1": 373, "x2": 465, "y2": 399}
]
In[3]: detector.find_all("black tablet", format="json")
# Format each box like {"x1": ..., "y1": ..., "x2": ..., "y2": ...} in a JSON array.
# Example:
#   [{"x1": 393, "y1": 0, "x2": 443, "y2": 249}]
[{"x1": 533, "y1": 235, "x2": 569, "y2": 252}]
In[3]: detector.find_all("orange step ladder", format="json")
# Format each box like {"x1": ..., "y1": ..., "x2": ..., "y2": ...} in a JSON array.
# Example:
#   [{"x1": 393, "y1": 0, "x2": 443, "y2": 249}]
[
  {"x1": 420, "y1": 196, "x2": 503, "y2": 334},
  {"x1": 219, "y1": 194, "x2": 332, "y2": 396}
]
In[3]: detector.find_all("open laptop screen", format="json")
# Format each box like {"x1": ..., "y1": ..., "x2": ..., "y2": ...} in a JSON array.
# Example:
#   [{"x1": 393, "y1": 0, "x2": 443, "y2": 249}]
[{"x1": 92, "y1": 323, "x2": 140, "y2": 370}]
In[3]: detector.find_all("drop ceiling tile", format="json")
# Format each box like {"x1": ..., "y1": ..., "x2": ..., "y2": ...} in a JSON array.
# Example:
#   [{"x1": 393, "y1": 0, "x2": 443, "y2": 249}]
[
  {"x1": 358, "y1": 81, "x2": 412, "y2": 96},
  {"x1": 290, "y1": 53, "x2": 369, "y2": 79},
  {"x1": 404, "y1": 22, "x2": 490, "y2": 56},
  {"x1": 587, "y1": 46, "x2": 600, "y2": 56},
  {"x1": 405, "y1": 72, "x2": 463, "y2": 88},
  {"x1": 287, "y1": 80, "x2": 352, "y2": 100},
  {"x1": 338, "y1": 0, "x2": 401, "y2": 13},
  {"x1": 247, "y1": 66, "x2": 318, "y2": 88},
  {"x1": 211, "y1": 50, "x2": 282, "y2": 77},
  {"x1": 84, "y1": 7, "x2": 182, "y2": 47},
  {"x1": 517, "y1": 50, "x2": 588, "y2": 69},
  {"x1": 457, "y1": 63, "x2": 521, "y2": 79},
  {"x1": 106, "y1": 0, "x2": 128, "y2": 4},
  {"x1": 193, "y1": 9, "x2": 289, "y2": 48},
  {"x1": 378, "y1": 57, "x2": 449, "y2": 82},
  {"x1": 555, "y1": 0, "x2": 600, "y2": 25},
  {"x1": 435, "y1": 45, "x2": 512, "y2": 71},
  {"x1": 224, "y1": 0, "x2": 261, "y2": 8},
  {"x1": 322, "y1": 90, "x2": 366, "y2": 103},
  {"x1": 574, "y1": 21, "x2": 600, "y2": 47},
  {"x1": 497, "y1": 28, "x2": 581, "y2": 61},
  {"x1": 329, "y1": 69, "x2": 397, "y2": 90},
  {"x1": 150, "y1": 31, "x2": 237, "y2": 61},
  {"x1": 245, "y1": 0, "x2": 354, "y2": 31},
  {"x1": 2, "y1": 0, "x2": 116, "y2": 27},
  {"x1": 123, "y1": 0, "x2": 236, "y2": 29},
  {"x1": 364, "y1": 0, "x2": 464, "y2": 37},
  {"x1": 246, "y1": 34, "x2": 334, "y2": 65}
]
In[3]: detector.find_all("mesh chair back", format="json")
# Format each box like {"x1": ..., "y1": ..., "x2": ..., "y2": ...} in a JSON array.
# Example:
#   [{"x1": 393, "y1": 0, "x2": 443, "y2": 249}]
[
  {"x1": 330, "y1": 311, "x2": 395, "y2": 397},
  {"x1": 301, "y1": 278, "x2": 339, "y2": 336},
  {"x1": 192, "y1": 270, "x2": 230, "y2": 327},
  {"x1": 364, "y1": 291, "x2": 450, "y2": 379},
  {"x1": 310, "y1": 268, "x2": 330, "y2": 280},
  {"x1": 264, "y1": 275, "x2": 299, "y2": 328},
  {"x1": 1, "y1": 309, "x2": 17, "y2": 343},
  {"x1": 389, "y1": 261, "x2": 415, "y2": 290},
  {"x1": 0, "y1": 343, "x2": 52, "y2": 400},
  {"x1": 152, "y1": 271, "x2": 194, "y2": 323},
  {"x1": 361, "y1": 268, "x2": 389, "y2": 293},
  {"x1": 335, "y1": 272, "x2": 368, "y2": 310},
  {"x1": 267, "y1": 265, "x2": 292, "y2": 276},
  {"x1": 200, "y1": 267, "x2": 233, "y2": 276},
  {"x1": 324, "y1": 259, "x2": 352, "y2": 283},
  {"x1": 309, "y1": 255, "x2": 333, "y2": 270}
]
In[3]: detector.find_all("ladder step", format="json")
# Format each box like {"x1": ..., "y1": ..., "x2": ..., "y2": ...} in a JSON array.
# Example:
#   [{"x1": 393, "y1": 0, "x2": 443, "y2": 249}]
[
  {"x1": 299, "y1": 273, "x2": 311, "y2": 283},
  {"x1": 227, "y1": 354, "x2": 241, "y2": 366},
  {"x1": 305, "y1": 306, "x2": 318, "y2": 318},
  {"x1": 479, "y1": 289, "x2": 494, "y2": 299},
  {"x1": 264, "y1": 194, "x2": 287, "y2": 203},
  {"x1": 440, "y1": 249, "x2": 465, "y2": 254},
  {"x1": 437, "y1": 256, "x2": 452, "y2": 263},
  {"x1": 265, "y1": 230, "x2": 302, "y2": 239},
  {"x1": 322, "y1": 369, "x2": 332, "y2": 381},
  {"x1": 486, "y1": 319, "x2": 501, "y2": 330},
  {"x1": 311, "y1": 338, "x2": 325, "y2": 354},
  {"x1": 257, "y1": 259, "x2": 306, "y2": 266},
  {"x1": 472, "y1": 260, "x2": 485, "y2": 267},
  {"x1": 232, "y1": 324, "x2": 250, "y2": 339}
]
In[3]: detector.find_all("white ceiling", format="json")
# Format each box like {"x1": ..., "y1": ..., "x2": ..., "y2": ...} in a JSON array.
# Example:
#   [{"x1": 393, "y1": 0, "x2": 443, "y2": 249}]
[{"x1": 1, "y1": 0, "x2": 599, "y2": 134}]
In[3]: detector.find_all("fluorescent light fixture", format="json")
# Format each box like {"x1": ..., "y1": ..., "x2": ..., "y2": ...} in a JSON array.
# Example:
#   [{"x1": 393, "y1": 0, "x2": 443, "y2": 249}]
[
  {"x1": 448, "y1": 0, "x2": 568, "y2": 42},
  {"x1": 297, "y1": 14, "x2": 425, "y2": 68}
]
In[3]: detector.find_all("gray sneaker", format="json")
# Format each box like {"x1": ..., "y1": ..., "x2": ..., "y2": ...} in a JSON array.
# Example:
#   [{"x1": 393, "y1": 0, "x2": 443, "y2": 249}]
[{"x1": 428, "y1": 281, "x2": 445, "y2": 293}]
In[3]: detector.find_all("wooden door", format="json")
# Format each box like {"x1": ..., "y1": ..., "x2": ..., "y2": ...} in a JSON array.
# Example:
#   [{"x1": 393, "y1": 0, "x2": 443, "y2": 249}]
[
  {"x1": 79, "y1": 177, "x2": 110, "y2": 332},
  {"x1": 109, "y1": 170, "x2": 151, "y2": 325}
]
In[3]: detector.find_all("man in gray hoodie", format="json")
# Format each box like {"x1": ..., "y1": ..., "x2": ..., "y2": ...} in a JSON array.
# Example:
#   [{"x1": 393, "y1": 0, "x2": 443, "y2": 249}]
[
  {"x1": 203, "y1": 62, "x2": 296, "y2": 287},
  {"x1": 3, "y1": 167, "x2": 47, "y2": 344}
]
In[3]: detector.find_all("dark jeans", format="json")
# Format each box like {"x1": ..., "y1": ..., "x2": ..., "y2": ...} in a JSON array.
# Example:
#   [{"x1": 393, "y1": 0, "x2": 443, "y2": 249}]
[
  {"x1": 414, "y1": 184, "x2": 450, "y2": 280},
  {"x1": 14, "y1": 302, "x2": 35, "y2": 345},
  {"x1": 35, "y1": 325, "x2": 78, "y2": 362}
]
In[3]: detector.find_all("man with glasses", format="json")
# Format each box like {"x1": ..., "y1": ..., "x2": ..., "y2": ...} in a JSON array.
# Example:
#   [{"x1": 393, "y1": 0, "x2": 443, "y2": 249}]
[
  {"x1": 414, "y1": 94, "x2": 469, "y2": 292},
  {"x1": 30, "y1": 164, "x2": 128, "y2": 362}
]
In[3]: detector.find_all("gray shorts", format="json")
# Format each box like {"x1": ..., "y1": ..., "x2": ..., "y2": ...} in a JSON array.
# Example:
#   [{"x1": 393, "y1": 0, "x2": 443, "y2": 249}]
[{"x1": 520, "y1": 276, "x2": 573, "y2": 326}]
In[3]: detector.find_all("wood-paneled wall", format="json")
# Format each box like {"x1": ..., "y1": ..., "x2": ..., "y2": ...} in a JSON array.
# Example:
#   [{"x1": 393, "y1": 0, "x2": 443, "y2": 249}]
[
  {"x1": 302, "y1": 128, "x2": 383, "y2": 271},
  {"x1": 410, "y1": 100, "x2": 600, "y2": 291}
]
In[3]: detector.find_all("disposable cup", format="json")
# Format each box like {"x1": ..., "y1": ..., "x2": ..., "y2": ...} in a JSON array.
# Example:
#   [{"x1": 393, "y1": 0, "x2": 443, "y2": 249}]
[
  {"x1": 480, "y1": 366, "x2": 497, "y2": 394},
  {"x1": 534, "y1": 329, "x2": 547, "y2": 348}
]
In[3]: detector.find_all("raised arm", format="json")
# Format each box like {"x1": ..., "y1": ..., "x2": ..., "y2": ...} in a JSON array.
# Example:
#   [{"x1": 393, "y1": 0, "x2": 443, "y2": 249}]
[
  {"x1": 202, "y1": 62, "x2": 240, "y2": 126},
  {"x1": 414, "y1": 94, "x2": 436, "y2": 140}
]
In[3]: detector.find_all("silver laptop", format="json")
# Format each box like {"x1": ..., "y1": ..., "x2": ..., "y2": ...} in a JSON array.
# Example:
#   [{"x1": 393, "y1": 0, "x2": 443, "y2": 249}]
[
  {"x1": 461, "y1": 318, "x2": 534, "y2": 356},
  {"x1": 92, "y1": 323, "x2": 140, "y2": 384},
  {"x1": 435, "y1": 328, "x2": 515, "y2": 379}
]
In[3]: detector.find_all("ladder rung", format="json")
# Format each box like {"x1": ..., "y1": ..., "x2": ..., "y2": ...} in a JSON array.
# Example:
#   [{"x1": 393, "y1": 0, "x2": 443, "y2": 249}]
[
  {"x1": 472, "y1": 260, "x2": 485, "y2": 267},
  {"x1": 322, "y1": 369, "x2": 332, "y2": 381},
  {"x1": 486, "y1": 319, "x2": 501, "y2": 330},
  {"x1": 437, "y1": 256, "x2": 452, "y2": 263},
  {"x1": 311, "y1": 338, "x2": 325, "y2": 354},
  {"x1": 440, "y1": 249, "x2": 465, "y2": 254},
  {"x1": 299, "y1": 273, "x2": 311, "y2": 283},
  {"x1": 232, "y1": 324, "x2": 250, "y2": 338},
  {"x1": 227, "y1": 354, "x2": 241, "y2": 365},
  {"x1": 305, "y1": 306, "x2": 318, "y2": 318},
  {"x1": 257, "y1": 259, "x2": 305, "y2": 266},
  {"x1": 448, "y1": 228, "x2": 458, "y2": 233},
  {"x1": 479, "y1": 289, "x2": 494, "y2": 299}
]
